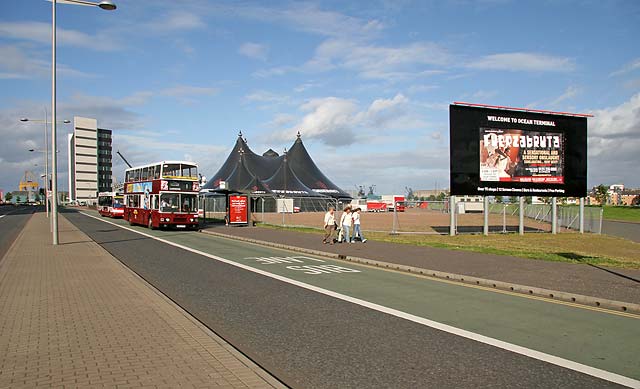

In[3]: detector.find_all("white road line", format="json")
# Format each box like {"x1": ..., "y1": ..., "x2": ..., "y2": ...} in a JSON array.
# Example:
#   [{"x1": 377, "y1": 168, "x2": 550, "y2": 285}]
[
  {"x1": 0, "y1": 215, "x2": 5, "y2": 219},
  {"x1": 79, "y1": 211, "x2": 640, "y2": 388}
]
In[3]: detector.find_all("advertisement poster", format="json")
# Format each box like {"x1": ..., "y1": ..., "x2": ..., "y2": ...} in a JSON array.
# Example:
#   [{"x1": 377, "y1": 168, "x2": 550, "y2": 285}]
[
  {"x1": 126, "y1": 181, "x2": 153, "y2": 193},
  {"x1": 228, "y1": 195, "x2": 248, "y2": 224},
  {"x1": 449, "y1": 104, "x2": 587, "y2": 197},
  {"x1": 479, "y1": 128, "x2": 564, "y2": 184}
]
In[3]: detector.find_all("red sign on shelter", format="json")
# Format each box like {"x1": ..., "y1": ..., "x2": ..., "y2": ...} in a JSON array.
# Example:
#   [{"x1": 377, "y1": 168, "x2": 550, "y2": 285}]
[{"x1": 228, "y1": 195, "x2": 248, "y2": 224}]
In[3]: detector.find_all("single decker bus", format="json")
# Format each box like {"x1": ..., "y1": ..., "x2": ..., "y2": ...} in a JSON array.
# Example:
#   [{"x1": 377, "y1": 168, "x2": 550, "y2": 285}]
[
  {"x1": 98, "y1": 191, "x2": 124, "y2": 218},
  {"x1": 123, "y1": 161, "x2": 200, "y2": 230}
]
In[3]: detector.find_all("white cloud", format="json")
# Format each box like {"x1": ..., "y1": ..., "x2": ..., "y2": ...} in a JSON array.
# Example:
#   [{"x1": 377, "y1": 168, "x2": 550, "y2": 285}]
[
  {"x1": 267, "y1": 113, "x2": 297, "y2": 129},
  {"x1": 274, "y1": 93, "x2": 425, "y2": 146},
  {"x1": 238, "y1": 42, "x2": 269, "y2": 61},
  {"x1": 146, "y1": 11, "x2": 206, "y2": 32},
  {"x1": 0, "y1": 21, "x2": 121, "y2": 51},
  {"x1": 258, "y1": 38, "x2": 450, "y2": 80},
  {"x1": 0, "y1": 45, "x2": 95, "y2": 79},
  {"x1": 549, "y1": 85, "x2": 581, "y2": 107},
  {"x1": 227, "y1": 3, "x2": 384, "y2": 39},
  {"x1": 288, "y1": 97, "x2": 359, "y2": 145},
  {"x1": 244, "y1": 90, "x2": 294, "y2": 110},
  {"x1": 588, "y1": 93, "x2": 640, "y2": 187},
  {"x1": 469, "y1": 52, "x2": 575, "y2": 72},
  {"x1": 610, "y1": 58, "x2": 640, "y2": 77},
  {"x1": 159, "y1": 85, "x2": 219, "y2": 104}
]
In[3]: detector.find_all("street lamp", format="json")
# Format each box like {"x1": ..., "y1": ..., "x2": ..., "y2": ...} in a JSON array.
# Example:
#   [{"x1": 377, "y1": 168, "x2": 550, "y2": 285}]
[
  {"x1": 21, "y1": 116, "x2": 69, "y2": 218},
  {"x1": 50, "y1": 0, "x2": 116, "y2": 245}
]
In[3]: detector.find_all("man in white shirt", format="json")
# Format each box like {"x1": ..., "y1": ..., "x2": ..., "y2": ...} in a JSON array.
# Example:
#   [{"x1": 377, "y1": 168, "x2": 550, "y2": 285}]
[{"x1": 323, "y1": 207, "x2": 336, "y2": 244}]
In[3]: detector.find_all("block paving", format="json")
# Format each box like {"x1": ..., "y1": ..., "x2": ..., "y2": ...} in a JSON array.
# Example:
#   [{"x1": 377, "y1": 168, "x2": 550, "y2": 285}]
[{"x1": 0, "y1": 212, "x2": 283, "y2": 388}]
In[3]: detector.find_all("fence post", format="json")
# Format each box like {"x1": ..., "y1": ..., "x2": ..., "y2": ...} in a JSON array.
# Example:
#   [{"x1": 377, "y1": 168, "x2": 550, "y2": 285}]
[
  {"x1": 449, "y1": 196, "x2": 456, "y2": 236},
  {"x1": 551, "y1": 197, "x2": 557, "y2": 234},
  {"x1": 519, "y1": 196, "x2": 524, "y2": 235},
  {"x1": 502, "y1": 203, "x2": 506, "y2": 233},
  {"x1": 392, "y1": 201, "x2": 398, "y2": 235},
  {"x1": 483, "y1": 196, "x2": 489, "y2": 236},
  {"x1": 579, "y1": 197, "x2": 584, "y2": 234},
  {"x1": 599, "y1": 207, "x2": 603, "y2": 234}
]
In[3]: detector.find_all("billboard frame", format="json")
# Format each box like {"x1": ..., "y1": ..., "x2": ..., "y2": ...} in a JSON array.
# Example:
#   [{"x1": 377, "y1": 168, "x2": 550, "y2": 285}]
[{"x1": 449, "y1": 102, "x2": 590, "y2": 198}]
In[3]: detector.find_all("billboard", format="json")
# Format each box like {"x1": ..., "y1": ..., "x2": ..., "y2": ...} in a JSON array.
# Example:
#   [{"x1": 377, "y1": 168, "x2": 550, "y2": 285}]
[
  {"x1": 228, "y1": 195, "x2": 249, "y2": 224},
  {"x1": 450, "y1": 104, "x2": 587, "y2": 197}
]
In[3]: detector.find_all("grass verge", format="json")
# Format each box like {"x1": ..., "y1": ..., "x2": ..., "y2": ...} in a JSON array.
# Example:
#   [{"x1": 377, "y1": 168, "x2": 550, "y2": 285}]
[
  {"x1": 601, "y1": 206, "x2": 640, "y2": 223},
  {"x1": 259, "y1": 223, "x2": 640, "y2": 269}
]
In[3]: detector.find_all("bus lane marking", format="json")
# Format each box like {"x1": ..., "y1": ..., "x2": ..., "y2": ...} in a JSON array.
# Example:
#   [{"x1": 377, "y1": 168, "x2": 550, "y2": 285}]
[
  {"x1": 79, "y1": 211, "x2": 640, "y2": 388},
  {"x1": 245, "y1": 255, "x2": 362, "y2": 275}
]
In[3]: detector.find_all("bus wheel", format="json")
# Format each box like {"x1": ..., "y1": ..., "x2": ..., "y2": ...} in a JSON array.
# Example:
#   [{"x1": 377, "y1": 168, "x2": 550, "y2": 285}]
[{"x1": 148, "y1": 217, "x2": 155, "y2": 230}]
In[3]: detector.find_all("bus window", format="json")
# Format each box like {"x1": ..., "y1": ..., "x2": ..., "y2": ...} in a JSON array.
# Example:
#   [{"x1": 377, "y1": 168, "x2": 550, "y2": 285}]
[
  {"x1": 133, "y1": 169, "x2": 140, "y2": 182},
  {"x1": 151, "y1": 195, "x2": 158, "y2": 210},
  {"x1": 128, "y1": 195, "x2": 140, "y2": 208},
  {"x1": 141, "y1": 167, "x2": 148, "y2": 181},
  {"x1": 152, "y1": 165, "x2": 160, "y2": 179},
  {"x1": 113, "y1": 196, "x2": 124, "y2": 208},
  {"x1": 181, "y1": 165, "x2": 197, "y2": 179},
  {"x1": 162, "y1": 164, "x2": 180, "y2": 178},
  {"x1": 160, "y1": 193, "x2": 179, "y2": 212},
  {"x1": 181, "y1": 194, "x2": 197, "y2": 212},
  {"x1": 98, "y1": 195, "x2": 112, "y2": 207}
]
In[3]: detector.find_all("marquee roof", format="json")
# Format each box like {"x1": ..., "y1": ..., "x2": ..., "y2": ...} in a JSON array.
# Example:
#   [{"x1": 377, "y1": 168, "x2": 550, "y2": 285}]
[{"x1": 203, "y1": 132, "x2": 351, "y2": 198}]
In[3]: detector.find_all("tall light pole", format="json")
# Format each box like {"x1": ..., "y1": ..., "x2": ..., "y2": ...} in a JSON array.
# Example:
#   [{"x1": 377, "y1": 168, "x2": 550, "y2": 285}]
[
  {"x1": 51, "y1": 0, "x2": 116, "y2": 245},
  {"x1": 21, "y1": 115, "x2": 69, "y2": 218}
]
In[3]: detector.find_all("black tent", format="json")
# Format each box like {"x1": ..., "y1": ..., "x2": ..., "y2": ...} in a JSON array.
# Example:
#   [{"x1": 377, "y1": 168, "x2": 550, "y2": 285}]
[
  {"x1": 288, "y1": 133, "x2": 351, "y2": 198},
  {"x1": 203, "y1": 132, "x2": 350, "y2": 199}
]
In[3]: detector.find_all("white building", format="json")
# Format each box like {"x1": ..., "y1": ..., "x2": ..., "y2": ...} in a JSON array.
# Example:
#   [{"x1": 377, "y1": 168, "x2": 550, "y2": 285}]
[{"x1": 67, "y1": 117, "x2": 113, "y2": 205}]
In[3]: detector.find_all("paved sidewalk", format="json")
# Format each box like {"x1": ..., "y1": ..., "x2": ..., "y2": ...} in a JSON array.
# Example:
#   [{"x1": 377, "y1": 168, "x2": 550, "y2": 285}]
[
  {"x1": 203, "y1": 225, "x2": 640, "y2": 305},
  {"x1": 0, "y1": 212, "x2": 283, "y2": 388}
]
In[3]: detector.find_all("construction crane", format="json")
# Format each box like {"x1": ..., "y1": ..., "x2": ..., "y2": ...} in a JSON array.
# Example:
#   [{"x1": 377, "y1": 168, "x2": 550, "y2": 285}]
[
  {"x1": 116, "y1": 150, "x2": 132, "y2": 168},
  {"x1": 19, "y1": 171, "x2": 39, "y2": 191}
]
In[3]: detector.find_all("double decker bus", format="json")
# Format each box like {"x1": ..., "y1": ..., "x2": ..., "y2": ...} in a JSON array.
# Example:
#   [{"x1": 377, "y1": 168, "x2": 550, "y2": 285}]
[
  {"x1": 98, "y1": 192, "x2": 124, "y2": 218},
  {"x1": 123, "y1": 161, "x2": 200, "y2": 230}
]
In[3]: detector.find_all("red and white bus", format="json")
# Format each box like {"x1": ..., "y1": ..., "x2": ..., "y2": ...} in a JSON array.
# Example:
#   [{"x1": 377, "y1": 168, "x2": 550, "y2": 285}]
[
  {"x1": 98, "y1": 192, "x2": 124, "y2": 218},
  {"x1": 123, "y1": 161, "x2": 200, "y2": 230}
]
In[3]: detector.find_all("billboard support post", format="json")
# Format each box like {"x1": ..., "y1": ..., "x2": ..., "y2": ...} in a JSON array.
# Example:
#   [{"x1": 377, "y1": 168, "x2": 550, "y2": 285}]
[
  {"x1": 519, "y1": 196, "x2": 524, "y2": 235},
  {"x1": 449, "y1": 104, "x2": 589, "y2": 232},
  {"x1": 579, "y1": 197, "x2": 585, "y2": 234},
  {"x1": 551, "y1": 197, "x2": 558, "y2": 234},
  {"x1": 449, "y1": 195, "x2": 456, "y2": 236},
  {"x1": 483, "y1": 196, "x2": 489, "y2": 236}
]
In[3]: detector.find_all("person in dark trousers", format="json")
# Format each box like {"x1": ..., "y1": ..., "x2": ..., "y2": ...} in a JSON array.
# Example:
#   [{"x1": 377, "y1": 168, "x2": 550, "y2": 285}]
[
  {"x1": 351, "y1": 207, "x2": 367, "y2": 243},
  {"x1": 323, "y1": 207, "x2": 336, "y2": 244}
]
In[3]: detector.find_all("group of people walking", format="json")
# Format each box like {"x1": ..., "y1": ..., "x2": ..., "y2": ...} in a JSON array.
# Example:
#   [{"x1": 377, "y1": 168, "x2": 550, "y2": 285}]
[{"x1": 323, "y1": 206, "x2": 367, "y2": 244}]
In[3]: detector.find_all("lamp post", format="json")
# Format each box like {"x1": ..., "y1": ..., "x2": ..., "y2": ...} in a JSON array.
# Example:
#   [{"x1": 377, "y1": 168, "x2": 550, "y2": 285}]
[
  {"x1": 50, "y1": 0, "x2": 116, "y2": 245},
  {"x1": 22, "y1": 115, "x2": 69, "y2": 218}
]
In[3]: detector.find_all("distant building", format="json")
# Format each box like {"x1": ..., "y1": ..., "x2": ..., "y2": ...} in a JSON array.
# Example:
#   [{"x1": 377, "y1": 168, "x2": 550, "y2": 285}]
[
  {"x1": 620, "y1": 189, "x2": 640, "y2": 206},
  {"x1": 67, "y1": 117, "x2": 113, "y2": 205},
  {"x1": 413, "y1": 189, "x2": 449, "y2": 199}
]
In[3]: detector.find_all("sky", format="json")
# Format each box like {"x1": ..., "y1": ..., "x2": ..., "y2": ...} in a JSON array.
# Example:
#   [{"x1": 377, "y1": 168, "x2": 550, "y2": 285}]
[{"x1": 1, "y1": 0, "x2": 639, "y2": 196}]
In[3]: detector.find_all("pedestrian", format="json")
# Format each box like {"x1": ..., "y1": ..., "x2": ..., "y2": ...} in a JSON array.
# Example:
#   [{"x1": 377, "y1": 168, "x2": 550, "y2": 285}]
[
  {"x1": 351, "y1": 207, "x2": 367, "y2": 243},
  {"x1": 339, "y1": 206, "x2": 352, "y2": 243},
  {"x1": 323, "y1": 207, "x2": 336, "y2": 244}
]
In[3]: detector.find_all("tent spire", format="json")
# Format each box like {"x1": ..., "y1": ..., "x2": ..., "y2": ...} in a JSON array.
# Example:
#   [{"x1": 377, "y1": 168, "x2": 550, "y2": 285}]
[
  {"x1": 297, "y1": 131, "x2": 301, "y2": 138},
  {"x1": 238, "y1": 130, "x2": 243, "y2": 137}
]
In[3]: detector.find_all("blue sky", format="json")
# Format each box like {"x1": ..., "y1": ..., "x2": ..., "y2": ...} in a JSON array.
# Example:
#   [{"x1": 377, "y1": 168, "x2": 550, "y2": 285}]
[{"x1": 1, "y1": 0, "x2": 639, "y2": 195}]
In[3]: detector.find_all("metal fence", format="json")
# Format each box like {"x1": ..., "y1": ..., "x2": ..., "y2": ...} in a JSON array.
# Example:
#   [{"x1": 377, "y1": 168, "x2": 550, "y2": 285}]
[{"x1": 199, "y1": 195, "x2": 603, "y2": 235}]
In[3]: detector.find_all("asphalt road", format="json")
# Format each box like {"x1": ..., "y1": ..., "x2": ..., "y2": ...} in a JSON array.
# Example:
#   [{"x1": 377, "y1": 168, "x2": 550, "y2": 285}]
[
  {"x1": 0, "y1": 205, "x2": 35, "y2": 262},
  {"x1": 602, "y1": 220, "x2": 640, "y2": 243},
  {"x1": 64, "y1": 210, "x2": 634, "y2": 389}
]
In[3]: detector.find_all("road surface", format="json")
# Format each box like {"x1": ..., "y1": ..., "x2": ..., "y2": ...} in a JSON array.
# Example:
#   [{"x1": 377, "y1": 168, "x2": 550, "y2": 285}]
[
  {"x1": 0, "y1": 205, "x2": 34, "y2": 261},
  {"x1": 65, "y1": 209, "x2": 640, "y2": 388}
]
